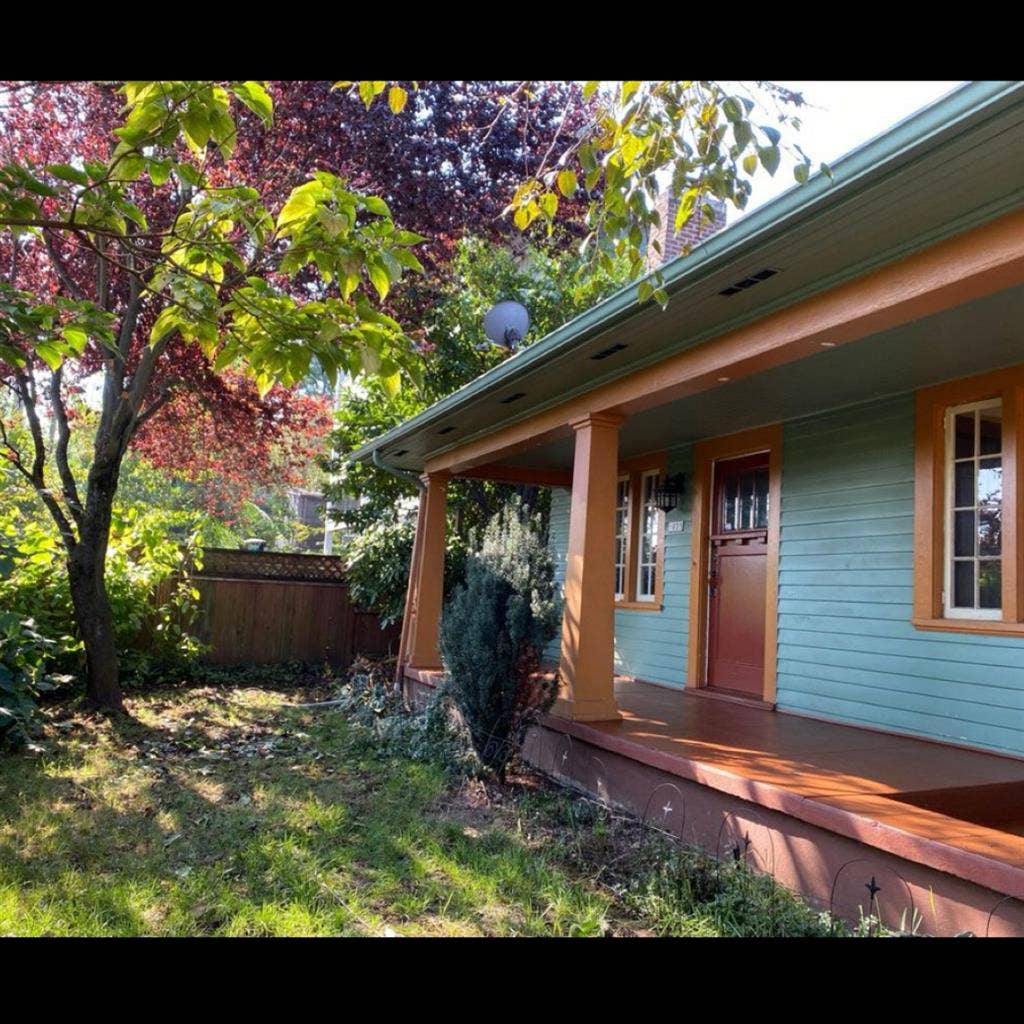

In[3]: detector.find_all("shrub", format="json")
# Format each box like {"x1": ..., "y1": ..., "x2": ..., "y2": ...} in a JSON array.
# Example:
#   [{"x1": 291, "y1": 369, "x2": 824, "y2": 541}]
[
  {"x1": 0, "y1": 503, "x2": 207, "y2": 688},
  {"x1": 0, "y1": 611, "x2": 75, "y2": 749},
  {"x1": 338, "y1": 655, "x2": 474, "y2": 777},
  {"x1": 343, "y1": 514, "x2": 468, "y2": 628},
  {"x1": 439, "y1": 498, "x2": 561, "y2": 780}
]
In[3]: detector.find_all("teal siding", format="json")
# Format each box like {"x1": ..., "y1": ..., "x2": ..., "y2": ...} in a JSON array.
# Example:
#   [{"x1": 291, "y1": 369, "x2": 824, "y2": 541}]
[
  {"x1": 545, "y1": 448, "x2": 691, "y2": 687},
  {"x1": 544, "y1": 392, "x2": 1024, "y2": 757},
  {"x1": 777, "y1": 394, "x2": 1024, "y2": 756}
]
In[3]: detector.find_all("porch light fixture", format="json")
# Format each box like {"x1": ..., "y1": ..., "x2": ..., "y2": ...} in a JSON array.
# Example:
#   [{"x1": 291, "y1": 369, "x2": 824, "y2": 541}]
[{"x1": 654, "y1": 472, "x2": 687, "y2": 513}]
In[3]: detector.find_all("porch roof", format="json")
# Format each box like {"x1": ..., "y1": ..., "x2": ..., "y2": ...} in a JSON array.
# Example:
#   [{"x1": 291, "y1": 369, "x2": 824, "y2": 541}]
[{"x1": 352, "y1": 81, "x2": 1024, "y2": 475}]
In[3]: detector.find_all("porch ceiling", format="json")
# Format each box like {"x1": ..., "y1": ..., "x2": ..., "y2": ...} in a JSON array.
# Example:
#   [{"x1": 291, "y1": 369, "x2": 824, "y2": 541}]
[
  {"x1": 499, "y1": 282, "x2": 1024, "y2": 471},
  {"x1": 353, "y1": 82, "x2": 1024, "y2": 476}
]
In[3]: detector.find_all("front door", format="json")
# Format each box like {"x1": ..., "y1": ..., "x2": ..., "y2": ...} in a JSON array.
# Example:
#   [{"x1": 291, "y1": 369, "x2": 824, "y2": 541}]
[{"x1": 706, "y1": 452, "x2": 770, "y2": 698}]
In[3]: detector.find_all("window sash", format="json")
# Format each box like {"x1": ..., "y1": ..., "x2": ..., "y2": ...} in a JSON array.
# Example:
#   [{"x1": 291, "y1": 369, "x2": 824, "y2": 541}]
[
  {"x1": 614, "y1": 476, "x2": 630, "y2": 599},
  {"x1": 943, "y1": 398, "x2": 1003, "y2": 620},
  {"x1": 636, "y1": 470, "x2": 660, "y2": 602}
]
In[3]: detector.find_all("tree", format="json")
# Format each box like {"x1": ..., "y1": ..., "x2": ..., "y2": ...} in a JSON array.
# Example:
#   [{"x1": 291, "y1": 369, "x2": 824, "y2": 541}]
[
  {"x1": 0, "y1": 81, "x2": 426, "y2": 711},
  {"x1": 0, "y1": 80, "x2": 805, "y2": 713},
  {"x1": 327, "y1": 235, "x2": 635, "y2": 620},
  {"x1": 439, "y1": 499, "x2": 561, "y2": 781}
]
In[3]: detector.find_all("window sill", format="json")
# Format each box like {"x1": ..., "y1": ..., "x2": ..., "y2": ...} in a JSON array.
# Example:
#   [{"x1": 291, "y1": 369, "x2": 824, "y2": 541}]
[
  {"x1": 912, "y1": 617, "x2": 1024, "y2": 638},
  {"x1": 615, "y1": 600, "x2": 663, "y2": 612}
]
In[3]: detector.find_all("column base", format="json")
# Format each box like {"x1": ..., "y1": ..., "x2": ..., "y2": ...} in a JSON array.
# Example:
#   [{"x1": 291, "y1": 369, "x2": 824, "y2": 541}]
[{"x1": 551, "y1": 694, "x2": 622, "y2": 723}]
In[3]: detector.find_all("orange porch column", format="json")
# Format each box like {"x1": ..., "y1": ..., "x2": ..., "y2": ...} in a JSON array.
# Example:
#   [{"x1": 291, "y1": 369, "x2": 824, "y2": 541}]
[
  {"x1": 406, "y1": 471, "x2": 449, "y2": 669},
  {"x1": 554, "y1": 412, "x2": 623, "y2": 722},
  {"x1": 396, "y1": 491, "x2": 428, "y2": 677}
]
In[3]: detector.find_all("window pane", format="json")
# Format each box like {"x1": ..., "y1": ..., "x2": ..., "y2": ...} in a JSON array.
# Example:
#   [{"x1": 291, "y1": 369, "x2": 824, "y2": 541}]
[
  {"x1": 955, "y1": 412, "x2": 975, "y2": 458},
  {"x1": 978, "y1": 457, "x2": 1002, "y2": 505},
  {"x1": 953, "y1": 560, "x2": 974, "y2": 607},
  {"x1": 979, "y1": 507, "x2": 1002, "y2": 557},
  {"x1": 980, "y1": 407, "x2": 1002, "y2": 456},
  {"x1": 979, "y1": 561, "x2": 1002, "y2": 609},
  {"x1": 753, "y1": 468, "x2": 769, "y2": 528},
  {"x1": 954, "y1": 510, "x2": 976, "y2": 557},
  {"x1": 954, "y1": 461, "x2": 974, "y2": 507},
  {"x1": 740, "y1": 472, "x2": 754, "y2": 529},
  {"x1": 723, "y1": 477, "x2": 738, "y2": 531}
]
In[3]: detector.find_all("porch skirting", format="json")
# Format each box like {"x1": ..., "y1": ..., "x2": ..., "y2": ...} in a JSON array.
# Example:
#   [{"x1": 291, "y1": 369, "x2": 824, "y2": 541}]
[{"x1": 404, "y1": 667, "x2": 1024, "y2": 936}]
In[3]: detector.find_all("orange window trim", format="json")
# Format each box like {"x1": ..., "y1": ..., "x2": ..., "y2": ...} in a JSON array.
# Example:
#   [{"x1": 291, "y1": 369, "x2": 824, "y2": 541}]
[
  {"x1": 617, "y1": 452, "x2": 667, "y2": 610},
  {"x1": 913, "y1": 364, "x2": 1024, "y2": 635}
]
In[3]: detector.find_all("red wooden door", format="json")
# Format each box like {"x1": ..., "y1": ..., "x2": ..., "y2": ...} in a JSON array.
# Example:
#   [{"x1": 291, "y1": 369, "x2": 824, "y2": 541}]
[{"x1": 706, "y1": 453, "x2": 770, "y2": 698}]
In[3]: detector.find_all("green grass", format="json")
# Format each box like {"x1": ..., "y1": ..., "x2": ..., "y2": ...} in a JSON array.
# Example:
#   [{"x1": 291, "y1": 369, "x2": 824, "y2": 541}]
[{"x1": 0, "y1": 684, "x2": 840, "y2": 937}]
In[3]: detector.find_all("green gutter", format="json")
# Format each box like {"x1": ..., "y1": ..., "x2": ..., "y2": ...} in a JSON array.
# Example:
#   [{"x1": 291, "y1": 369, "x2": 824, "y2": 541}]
[{"x1": 352, "y1": 80, "x2": 1023, "y2": 465}]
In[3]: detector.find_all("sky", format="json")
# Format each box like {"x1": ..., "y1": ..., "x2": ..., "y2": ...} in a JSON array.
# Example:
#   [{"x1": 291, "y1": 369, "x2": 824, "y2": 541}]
[{"x1": 731, "y1": 81, "x2": 965, "y2": 222}]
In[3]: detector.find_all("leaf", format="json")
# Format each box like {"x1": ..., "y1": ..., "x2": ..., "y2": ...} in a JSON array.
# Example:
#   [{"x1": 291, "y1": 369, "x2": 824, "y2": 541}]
[
  {"x1": 742, "y1": 152, "x2": 758, "y2": 176},
  {"x1": 182, "y1": 106, "x2": 211, "y2": 150},
  {"x1": 231, "y1": 81, "x2": 274, "y2": 126},
  {"x1": 674, "y1": 188, "x2": 698, "y2": 231},
  {"x1": 45, "y1": 163, "x2": 89, "y2": 186},
  {"x1": 760, "y1": 124, "x2": 782, "y2": 146},
  {"x1": 582, "y1": 81, "x2": 600, "y2": 101},
  {"x1": 388, "y1": 86, "x2": 408, "y2": 114},
  {"x1": 557, "y1": 168, "x2": 578, "y2": 197},
  {"x1": 362, "y1": 195, "x2": 390, "y2": 217},
  {"x1": 34, "y1": 342, "x2": 63, "y2": 370},
  {"x1": 277, "y1": 181, "x2": 319, "y2": 232},
  {"x1": 367, "y1": 259, "x2": 391, "y2": 301},
  {"x1": 793, "y1": 162, "x2": 810, "y2": 184},
  {"x1": 621, "y1": 81, "x2": 641, "y2": 105},
  {"x1": 722, "y1": 96, "x2": 742, "y2": 123},
  {"x1": 758, "y1": 145, "x2": 781, "y2": 177}
]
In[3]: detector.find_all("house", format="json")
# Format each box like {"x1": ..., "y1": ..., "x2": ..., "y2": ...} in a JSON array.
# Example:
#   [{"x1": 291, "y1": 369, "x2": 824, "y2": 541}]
[{"x1": 352, "y1": 81, "x2": 1024, "y2": 935}]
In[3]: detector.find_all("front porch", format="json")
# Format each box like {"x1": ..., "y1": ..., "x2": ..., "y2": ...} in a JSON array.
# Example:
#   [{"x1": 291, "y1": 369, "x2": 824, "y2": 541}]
[{"x1": 517, "y1": 676, "x2": 1024, "y2": 936}]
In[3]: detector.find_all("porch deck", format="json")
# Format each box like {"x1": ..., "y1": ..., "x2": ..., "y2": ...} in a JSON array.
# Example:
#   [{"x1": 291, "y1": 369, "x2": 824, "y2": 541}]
[{"x1": 531, "y1": 677, "x2": 1024, "y2": 933}]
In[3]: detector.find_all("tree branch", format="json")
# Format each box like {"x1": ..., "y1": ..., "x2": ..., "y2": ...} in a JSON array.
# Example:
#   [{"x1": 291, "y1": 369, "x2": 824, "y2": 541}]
[{"x1": 49, "y1": 366, "x2": 83, "y2": 524}]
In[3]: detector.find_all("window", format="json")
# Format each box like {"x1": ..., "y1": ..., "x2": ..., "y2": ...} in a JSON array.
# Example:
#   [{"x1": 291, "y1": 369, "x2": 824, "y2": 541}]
[
  {"x1": 614, "y1": 477, "x2": 630, "y2": 599},
  {"x1": 615, "y1": 456, "x2": 667, "y2": 609},
  {"x1": 945, "y1": 400, "x2": 1002, "y2": 619},
  {"x1": 637, "y1": 470, "x2": 661, "y2": 601},
  {"x1": 913, "y1": 367, "x2": 1024, "y2": 635}
]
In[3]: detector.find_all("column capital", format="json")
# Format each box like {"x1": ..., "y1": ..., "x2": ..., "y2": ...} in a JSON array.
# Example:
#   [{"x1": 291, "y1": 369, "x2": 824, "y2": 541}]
[
  {"x1": 568, "y1": 411, "x2": 625, "y2": 432},
  {"x1": 419, "y1": 469, "x2": 451, "y2": 487}
]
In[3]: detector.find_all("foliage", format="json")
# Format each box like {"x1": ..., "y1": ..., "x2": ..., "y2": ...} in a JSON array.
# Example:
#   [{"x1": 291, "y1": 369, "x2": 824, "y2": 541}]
[
  {"x1": 355, "y1": 80, "x2": 814, "y2": 301},
  {"x1": 336, "y1": 655, "x2": 474, "y2": 779},
  {"x1": 0, "y1": 613, "x2": 75, "y2": 749},
  {"x1": 327, "y1": 235, "x2": 622, "y2": 621},
  {"x1": 439, "y1": 500, "x2": 560, "y2": 779},
  {"x1": 0, "y1": 501, "x2": 208, "y2": 686},
  {"x1": 0, "y1": 80, "x2": 431, "y2": 708}
]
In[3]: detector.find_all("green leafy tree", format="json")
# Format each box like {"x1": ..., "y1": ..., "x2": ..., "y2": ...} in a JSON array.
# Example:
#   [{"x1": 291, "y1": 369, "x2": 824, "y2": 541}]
[
  {"x1": 327, "y1": 236, "x2": 634, "y2": 617},
  {"x1": 0, "y1": 81, "x2": 426, "y2": 711}
]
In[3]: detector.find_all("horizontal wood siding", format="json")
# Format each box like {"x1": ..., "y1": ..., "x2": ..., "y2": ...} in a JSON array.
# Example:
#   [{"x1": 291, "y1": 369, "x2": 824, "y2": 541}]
[
  {"x1": 545, "y1": 448, "x2": 691, "y2": 687},
  {"x1": 778, "y1": 394, "x2": 1024, "y2": 756}
]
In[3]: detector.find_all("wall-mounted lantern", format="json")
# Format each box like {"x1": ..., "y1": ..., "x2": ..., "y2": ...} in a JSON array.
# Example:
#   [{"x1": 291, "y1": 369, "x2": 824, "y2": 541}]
[{"x1": 654, "y1": 473, "x2": 687, "y2": 514}]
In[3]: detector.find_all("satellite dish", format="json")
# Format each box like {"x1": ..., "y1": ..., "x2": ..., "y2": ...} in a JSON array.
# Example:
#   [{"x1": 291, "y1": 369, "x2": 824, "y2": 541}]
[{"x1": 483, "y1": 300, "x2": 530, "y2": 351}]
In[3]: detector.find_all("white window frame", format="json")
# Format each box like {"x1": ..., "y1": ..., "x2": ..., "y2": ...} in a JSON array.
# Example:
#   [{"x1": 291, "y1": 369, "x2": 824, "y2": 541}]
[
  {"x1": 943, "y1": 398, "x2": 1003, "y2": 621},
  {"x1": 636, "y1": 469, "x2": 661, "y2": 603},
  {"x1": 614, "y1": 475, "x2": 630, "y2": 600}
]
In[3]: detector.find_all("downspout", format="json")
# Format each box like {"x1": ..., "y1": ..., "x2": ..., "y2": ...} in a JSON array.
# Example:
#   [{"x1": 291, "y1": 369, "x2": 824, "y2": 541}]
[{"x1": 371, "y1": 449, "x2": 426, "y2": 691}]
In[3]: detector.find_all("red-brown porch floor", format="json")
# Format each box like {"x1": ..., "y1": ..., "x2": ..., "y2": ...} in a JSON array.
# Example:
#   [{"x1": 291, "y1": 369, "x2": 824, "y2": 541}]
[{"x1": 540, "y1": 677, "x2": 1024, "y2": 898}]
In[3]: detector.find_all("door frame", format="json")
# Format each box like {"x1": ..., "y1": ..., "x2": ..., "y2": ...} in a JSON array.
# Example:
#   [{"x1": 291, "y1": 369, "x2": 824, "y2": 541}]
[{"x1": 687, "y1": 423, "x2": 782, "y2": 703}]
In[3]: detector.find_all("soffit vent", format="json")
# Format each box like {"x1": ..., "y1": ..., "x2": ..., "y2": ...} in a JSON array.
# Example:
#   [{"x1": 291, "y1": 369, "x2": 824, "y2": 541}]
[
  {"x1": 590, "y1": 342, "x2": 629, "y2": 361},
  {"x1": 437, "y1": 426, "x2": 456, "y2": 435},
  {"x1": 719, "y1": 267, "x2": 778, "y2": 297},
  {"x1": 500, "y1": 392, "x2": 527, "y2": 404},
  {"x1": 389, "y1": 448, "x2": 409, "y2": 458}
]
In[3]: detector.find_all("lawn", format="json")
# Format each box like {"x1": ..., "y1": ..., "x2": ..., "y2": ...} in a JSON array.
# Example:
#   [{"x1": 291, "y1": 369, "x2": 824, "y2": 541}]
[{"x1": 0, "y1": 681, "x2": 841, "y2": 937}]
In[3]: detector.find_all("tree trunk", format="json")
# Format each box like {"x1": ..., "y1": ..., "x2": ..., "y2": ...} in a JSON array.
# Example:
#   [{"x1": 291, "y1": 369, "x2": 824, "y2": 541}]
[{"x1": 68, "y1": 460, "x2": 124, "y2": 713}]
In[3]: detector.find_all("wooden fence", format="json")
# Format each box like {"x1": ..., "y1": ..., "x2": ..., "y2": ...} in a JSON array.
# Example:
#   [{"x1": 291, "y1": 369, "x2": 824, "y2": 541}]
[{"x1": 164, "y1": 548, "x2": 399, "y2": 667}]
